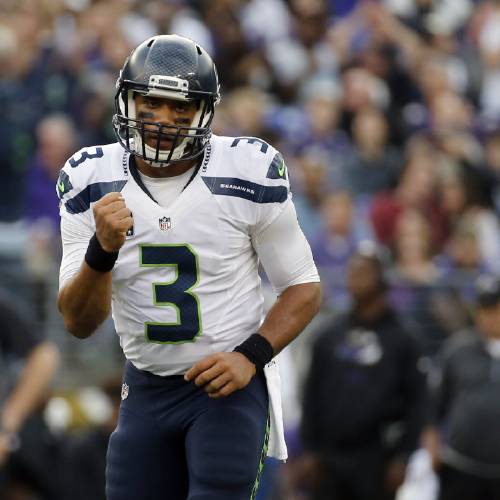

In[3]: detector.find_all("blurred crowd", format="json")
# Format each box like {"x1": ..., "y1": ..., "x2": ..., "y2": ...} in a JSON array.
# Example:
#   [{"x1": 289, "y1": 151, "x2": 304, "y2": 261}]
[{"x1": 2, "y1": 0, "x2": 500, "y2": 499}]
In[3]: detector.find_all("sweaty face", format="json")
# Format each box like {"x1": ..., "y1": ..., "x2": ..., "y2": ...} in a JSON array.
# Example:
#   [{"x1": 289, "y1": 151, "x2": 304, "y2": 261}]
[{"x1": 134, "y1": 94, "x2": 198, "y2": 149}]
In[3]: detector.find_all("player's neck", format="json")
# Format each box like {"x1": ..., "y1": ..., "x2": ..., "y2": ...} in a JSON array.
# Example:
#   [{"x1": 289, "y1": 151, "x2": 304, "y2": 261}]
[{"x1": 135, "y1": 156, "x2": 198, "y2": 178}]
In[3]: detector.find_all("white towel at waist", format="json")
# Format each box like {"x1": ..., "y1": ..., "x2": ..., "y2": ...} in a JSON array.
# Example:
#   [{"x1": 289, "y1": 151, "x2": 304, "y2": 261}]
[{"x1": 264, "y1": 359, "x2": 288, "y2": 461}]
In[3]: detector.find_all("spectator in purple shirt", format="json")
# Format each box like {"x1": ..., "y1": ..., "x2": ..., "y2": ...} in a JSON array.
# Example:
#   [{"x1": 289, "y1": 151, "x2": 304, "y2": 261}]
[{"x1": 24, "y1": 114, "x2": 77, "y2": 232}]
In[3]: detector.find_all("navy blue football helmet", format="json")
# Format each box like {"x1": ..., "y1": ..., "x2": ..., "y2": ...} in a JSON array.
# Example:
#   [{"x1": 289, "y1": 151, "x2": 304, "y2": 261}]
[{"x1": 113, "y1": 34, "x2": 220, "y2": 165}]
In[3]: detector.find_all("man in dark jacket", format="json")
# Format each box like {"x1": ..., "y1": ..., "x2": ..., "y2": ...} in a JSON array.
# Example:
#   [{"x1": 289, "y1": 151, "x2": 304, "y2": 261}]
[
  {"x1": 0, "y1": 293, "x2": 59, "y2": 499},
  {"x1": 426, "y1": 275, "x2": 500, "y2": 500},
  {"x1": 300, "y1": 247, "x2": 427, "y2": 500}
]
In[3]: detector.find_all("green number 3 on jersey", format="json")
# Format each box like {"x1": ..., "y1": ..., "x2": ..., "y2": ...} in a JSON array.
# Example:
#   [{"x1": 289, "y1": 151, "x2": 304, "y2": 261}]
[{"x1": 140, "y1": 244, "x2": 201, "y2": 343}]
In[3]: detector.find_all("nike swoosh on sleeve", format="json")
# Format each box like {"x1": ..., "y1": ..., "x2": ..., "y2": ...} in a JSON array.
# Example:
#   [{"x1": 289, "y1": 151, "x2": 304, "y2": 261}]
[{"x1": 277, "y1": 160, "x2": 285, "y2": 177}]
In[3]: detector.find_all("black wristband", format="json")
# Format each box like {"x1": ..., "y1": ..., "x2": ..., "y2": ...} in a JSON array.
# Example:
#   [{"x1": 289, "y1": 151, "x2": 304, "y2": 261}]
[
  {"x1": 234, "y1": 333, "x2": 274, "y2": 371},
  {"x1": 84, "y1": 233, "x2": 119, "y2": 272}
]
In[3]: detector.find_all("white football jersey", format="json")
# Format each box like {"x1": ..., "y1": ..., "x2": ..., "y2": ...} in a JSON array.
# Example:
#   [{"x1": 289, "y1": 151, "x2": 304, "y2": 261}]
[{"x1": 58, "y1": 135, "x2": 318, "y2": 376}]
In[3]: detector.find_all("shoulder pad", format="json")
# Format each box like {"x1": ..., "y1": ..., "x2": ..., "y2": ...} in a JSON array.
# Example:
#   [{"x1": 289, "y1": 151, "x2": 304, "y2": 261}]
[
  {"x1": 57, "y1": 143, "x2": 128, "y2": 214},
  {"x1": 203, "y1": 136, "x2": 290, "y2": 205}
]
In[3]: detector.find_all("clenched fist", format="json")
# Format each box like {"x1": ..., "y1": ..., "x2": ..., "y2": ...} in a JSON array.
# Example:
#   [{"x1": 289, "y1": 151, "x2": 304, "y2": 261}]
[{"x1": 93, "y1": 192, "x2": 133, "y2": 252}]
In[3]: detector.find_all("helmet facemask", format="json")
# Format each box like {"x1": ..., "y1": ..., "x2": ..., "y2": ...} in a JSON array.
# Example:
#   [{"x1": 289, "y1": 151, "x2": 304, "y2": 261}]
[{"x1": 113, "y1": 78, "x2": 216, "y2": 167}]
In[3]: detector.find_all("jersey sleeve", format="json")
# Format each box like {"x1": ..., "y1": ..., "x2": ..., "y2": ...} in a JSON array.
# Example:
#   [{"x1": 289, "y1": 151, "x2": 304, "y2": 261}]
[
  {"x1": 56, "y1": 150, "x2": 95, "y2": 290},
  {"x1": 238, "y1": 141, "x2": 318, "y2": 293},
  {"x1": 252, "y1": 148, "x2": 292, "y2": 235},
  {"x1": 252, "y1": 198, "x2": 320, "y2": 295},
  {"x1": 56, "y1": 143, "x2": 128, "y2": 290},
  {"x1": 59, "y1": 212, "x2": 94, "y2": 290}
]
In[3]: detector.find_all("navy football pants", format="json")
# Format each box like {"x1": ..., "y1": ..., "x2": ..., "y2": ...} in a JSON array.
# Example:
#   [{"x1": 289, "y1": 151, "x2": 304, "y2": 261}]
[{"x1": 106, "y1": 361, "x2": 269, "y2": 500}]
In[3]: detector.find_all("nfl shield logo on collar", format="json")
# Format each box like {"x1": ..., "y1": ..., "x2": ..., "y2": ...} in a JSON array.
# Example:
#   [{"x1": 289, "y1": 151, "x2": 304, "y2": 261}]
[{"x1": 159, "y1": 216, "x2": 171, "y2": 231}]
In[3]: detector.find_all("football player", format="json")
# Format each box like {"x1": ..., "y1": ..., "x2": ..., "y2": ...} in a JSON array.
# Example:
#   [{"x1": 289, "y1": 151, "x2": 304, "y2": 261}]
[{"x1": 57, "y1": 34, "x2": 321, "y2": 500}]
